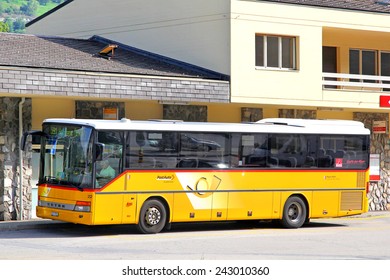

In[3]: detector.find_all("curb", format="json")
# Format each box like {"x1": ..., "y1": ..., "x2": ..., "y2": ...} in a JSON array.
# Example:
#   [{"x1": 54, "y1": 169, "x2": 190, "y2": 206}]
[
  {"x1": 1, "y1": 211, "x2": 389, "y2": 232},
  {"x1": 347, "y1": 211, "x2": 390, "y2": 219}
]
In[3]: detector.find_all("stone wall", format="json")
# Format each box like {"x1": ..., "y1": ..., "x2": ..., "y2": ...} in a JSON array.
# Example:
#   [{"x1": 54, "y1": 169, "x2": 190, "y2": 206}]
[
  {"x1": 0, "y1": 97, "x2": 32, "y2": 220},
  {"x1": 354, "y1": 112, "x2": 390, "y2": 211},
  {"x1": 279, "y1": 109, "x2": 317, "y2": 119},
  {"x1": 163, "y1": 105, "x2": 207, "y2": 121},
  {"x1": 241, "y1": 108, "x2": 263, "y2": 122},
  {"x1": 76, "y1": 101, "x2": 125, "y2": 119}
]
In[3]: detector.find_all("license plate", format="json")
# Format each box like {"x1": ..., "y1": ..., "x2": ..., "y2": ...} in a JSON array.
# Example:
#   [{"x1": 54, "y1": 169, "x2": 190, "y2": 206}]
[{"x1": 51, "y1": 211, "x2": 59, "y2": 217}]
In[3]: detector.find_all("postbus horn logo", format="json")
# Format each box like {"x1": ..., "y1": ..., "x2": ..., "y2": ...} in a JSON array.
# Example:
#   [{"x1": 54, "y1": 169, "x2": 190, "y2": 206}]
[{"x1": 186, "y1": 175, "x2": 221, "y2": 198}]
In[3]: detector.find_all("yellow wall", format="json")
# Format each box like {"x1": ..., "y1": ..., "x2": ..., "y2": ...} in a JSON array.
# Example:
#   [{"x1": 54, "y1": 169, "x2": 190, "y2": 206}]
[
  {"x1": 32, "y1": 99, "x2": 251, "y2": 125},
  {"x1": 323, "y1": 28, "x2": 390, "y2": 74},
  {"x1": 31, "y1": 97, "x2": 356, "y2": 127},
  {"x1": 125, "y1": 101, "x2": 162, "y2": 120},
  {"x1": 207, "y1": 104, "x2": 240, "y2": 123},
  {"x1": 206, "y1": 104, "x2": 286, "y2": 122},
  {"x1": 32, "y1": 98, "x2": 75, "y2": 129},
  {"x1": 324, "y1": 28, "x2": 390, "y2": 51},
  {"x1": 317, "y1": 110, "x2": 353, "y2": 120}
]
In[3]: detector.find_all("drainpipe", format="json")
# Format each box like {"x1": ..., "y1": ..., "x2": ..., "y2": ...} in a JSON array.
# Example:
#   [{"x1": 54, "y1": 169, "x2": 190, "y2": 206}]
[{"x1": 19, "y1": 97, "x2": 25, "y2": 220}]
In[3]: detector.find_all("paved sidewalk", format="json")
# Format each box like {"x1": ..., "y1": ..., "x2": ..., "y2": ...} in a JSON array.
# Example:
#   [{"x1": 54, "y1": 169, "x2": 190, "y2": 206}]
[
  {"x1": 345, "y1": 210, "x2": 390, "y2": 219},
  {"x1": 0, "y1": 211, "x2": 389, "y2": 232}
]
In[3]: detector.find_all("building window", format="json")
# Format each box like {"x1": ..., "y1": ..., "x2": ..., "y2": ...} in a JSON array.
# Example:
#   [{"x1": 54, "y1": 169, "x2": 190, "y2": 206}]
[
  {"x1": 380, "y1": 51, "x2": 390, "y2": 76},
  {"x1": 349, "y1": 49, "x2": 377, "y2": 82},
  {"x1": 255, "y1": 34, "x2": 296, "y2": 69},
  {"x1": 380, "y1": 51, "x2": 390, "y2": 91}
]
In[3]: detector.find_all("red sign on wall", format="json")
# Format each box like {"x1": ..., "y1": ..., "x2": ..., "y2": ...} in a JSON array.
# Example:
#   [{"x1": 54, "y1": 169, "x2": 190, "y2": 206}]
[
  {"x1": 380, "y1": 95, "x2": 390, "y2": 107},
  {"x1": 372, "y1": 120, "x2": 387, "y2": 134}
]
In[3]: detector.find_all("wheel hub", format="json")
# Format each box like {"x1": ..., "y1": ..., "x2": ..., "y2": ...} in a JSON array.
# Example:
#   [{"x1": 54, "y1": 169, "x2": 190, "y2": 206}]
[
  {"x1": 146, "y1": 207, "x2": 161, "y2": 226},
  {"x1": 288, "y1": 203, "x2": 301, "y2": 221}
]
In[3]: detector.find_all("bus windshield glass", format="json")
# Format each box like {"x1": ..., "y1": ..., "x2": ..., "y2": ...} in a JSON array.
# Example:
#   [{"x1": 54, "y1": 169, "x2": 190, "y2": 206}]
[{"x1": 40, "y1": 124, "x2": 94, "y2": 189}]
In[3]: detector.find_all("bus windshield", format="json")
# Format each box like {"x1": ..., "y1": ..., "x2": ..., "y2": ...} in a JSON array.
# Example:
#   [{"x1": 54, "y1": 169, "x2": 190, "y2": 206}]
[{"x1": 40, "y1": 124, "x2": 94, "y2": 190}]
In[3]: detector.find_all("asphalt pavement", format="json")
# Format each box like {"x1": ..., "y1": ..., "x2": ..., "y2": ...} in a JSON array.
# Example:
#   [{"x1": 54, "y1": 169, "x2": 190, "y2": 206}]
[{"x1": 0, "y1": 211, "x2": 389, "y2": 232}]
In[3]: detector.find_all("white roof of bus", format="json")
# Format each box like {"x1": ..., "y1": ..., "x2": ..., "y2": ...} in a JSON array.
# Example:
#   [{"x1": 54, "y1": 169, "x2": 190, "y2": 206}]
[{"x1": 42, "y1": 118, "x2": 370, "y2": 135}]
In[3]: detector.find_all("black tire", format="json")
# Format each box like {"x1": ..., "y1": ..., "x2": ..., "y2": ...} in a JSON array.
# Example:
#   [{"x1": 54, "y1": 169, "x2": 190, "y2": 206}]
[
  {"x1": 281, "y1": 196, "x2": 307, "y2": 229},
  {"x1": 137, "y1": 199, "x2": 167, "y2": 234}
]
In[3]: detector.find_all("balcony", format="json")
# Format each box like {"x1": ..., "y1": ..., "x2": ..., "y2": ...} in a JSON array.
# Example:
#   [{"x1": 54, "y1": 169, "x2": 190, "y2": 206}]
[{"x1": 322, "y1": 73, "x2": 390, "y2": 92}]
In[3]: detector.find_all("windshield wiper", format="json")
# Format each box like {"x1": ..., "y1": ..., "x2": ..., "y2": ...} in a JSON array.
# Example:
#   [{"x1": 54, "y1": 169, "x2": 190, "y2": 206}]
[
  {"x1": 64, "y1": 181, "x2": 84, "y2": 192},
  {"x1": 73, "y1": 184, "x2": 84, "y2": 192}
]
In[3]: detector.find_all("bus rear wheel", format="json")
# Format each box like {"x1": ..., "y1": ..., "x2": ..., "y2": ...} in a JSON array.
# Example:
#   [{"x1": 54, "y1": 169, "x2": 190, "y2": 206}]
[
  {"x1": 137, "y1": 199, "x2": 167, "y2": 234},
  {"x1": 281, "y1": 196, "x2": 307, "y2": 229}
]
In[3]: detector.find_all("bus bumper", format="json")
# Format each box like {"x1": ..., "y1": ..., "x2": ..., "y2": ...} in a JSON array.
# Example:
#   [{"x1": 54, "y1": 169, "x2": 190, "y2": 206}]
[{"x1": 36, "y1": 206, "x2": 93, "y2": 225}]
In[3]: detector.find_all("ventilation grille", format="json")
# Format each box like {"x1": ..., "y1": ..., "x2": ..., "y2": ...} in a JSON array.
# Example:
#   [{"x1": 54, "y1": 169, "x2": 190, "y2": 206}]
[
  {"x1": 340, "y1": 191, "x2": 363, "y2": 211},
  {"x1": 356, "y1": 172, "x2": 366, "y2": 188}
]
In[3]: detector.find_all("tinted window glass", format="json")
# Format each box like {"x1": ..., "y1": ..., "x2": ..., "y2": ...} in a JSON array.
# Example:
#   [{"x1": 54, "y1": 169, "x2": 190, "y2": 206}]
[
  {"x1": 319, "y1": 135, "x2": 369, "y2": 169},
  {"x1": 125, "y1": 131, "x2": 178, "y2": 169},
  {"x1": 255, "y1": 35, "x2": 264, "y2": 67},
  {"x1": 267, "y1": 36, "x2": 279, "y2": 67},
  {"x1": 239, "y1": 134, "x2": 269, "y2": 167},
  {"x1": 96, "y1": 131, "x2": 123, "y2": 187},
  {"x1": 268, "y1": 134, "x2": 308, "y2": 168},
  {"x1": 362, "y1": 50, "x2": 376, "y2": 76},
  {"x1": 177, "y1": 132, "x2": 229, "y2": 169},
  {"x1": 282, "y1": 37, "x2": 294, "y2": 68}
]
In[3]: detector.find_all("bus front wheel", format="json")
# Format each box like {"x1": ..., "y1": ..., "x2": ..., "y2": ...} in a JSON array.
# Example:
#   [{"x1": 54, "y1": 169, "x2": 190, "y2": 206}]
[
  {"x1": 281, "y1": 196, "x2": 307, "y2": 229},
  {"x1": 137, "y1": 199, "x2": 167, "y2": 234}
]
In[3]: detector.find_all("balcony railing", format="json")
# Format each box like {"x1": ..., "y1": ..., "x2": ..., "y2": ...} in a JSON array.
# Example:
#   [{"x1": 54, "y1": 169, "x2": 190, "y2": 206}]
[{"x1": 322, "y1": 72, "x2": 390, "y2": 91}]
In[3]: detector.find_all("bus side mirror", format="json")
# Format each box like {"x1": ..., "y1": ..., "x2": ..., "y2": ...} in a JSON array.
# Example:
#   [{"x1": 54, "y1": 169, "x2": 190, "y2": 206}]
[
  {"x1": 20, "y1": 130, "x2": 47, "y2": 151},
  {"x1": 95, "y1": 143, "x2": 104, "y2": 161}
]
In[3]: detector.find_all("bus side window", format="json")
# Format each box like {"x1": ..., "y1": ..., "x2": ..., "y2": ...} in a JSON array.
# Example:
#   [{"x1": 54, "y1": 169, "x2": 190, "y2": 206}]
[
  {"x1": 303, "y1": 135, "x2": 318, "y2": 168},
  {"x1": 317, "y1": 135, "x2": 369, "y2": 169},
  {"x1": 178, "y1": 132, "x2": 229, "y2": 168},
  {"x1": 269, "y1": 134, "x2": 308, "y2": 168},
  {"x1": 125, "y1": 131, "x2": 178, "y2": 169},
  {"x1": 239, "y1": 133, "x2": 269, "y2": 167}
]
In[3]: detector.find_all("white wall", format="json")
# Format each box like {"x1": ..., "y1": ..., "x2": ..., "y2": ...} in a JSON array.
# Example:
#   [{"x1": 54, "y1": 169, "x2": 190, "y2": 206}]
[{"x1": 229, "y1": 0, "x2": 390, "y2": 107}]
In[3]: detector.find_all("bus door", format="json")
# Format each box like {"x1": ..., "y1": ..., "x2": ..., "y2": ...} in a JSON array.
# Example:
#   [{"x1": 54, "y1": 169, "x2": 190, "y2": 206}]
[{"x1": 93, "y1": 130, "x2": 136, "y2": 224}]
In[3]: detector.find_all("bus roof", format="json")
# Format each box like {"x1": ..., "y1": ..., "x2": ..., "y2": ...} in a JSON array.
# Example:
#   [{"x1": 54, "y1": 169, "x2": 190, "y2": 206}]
[{"x1": 42, "y1": 118, "x2": 370, "y2": 135}]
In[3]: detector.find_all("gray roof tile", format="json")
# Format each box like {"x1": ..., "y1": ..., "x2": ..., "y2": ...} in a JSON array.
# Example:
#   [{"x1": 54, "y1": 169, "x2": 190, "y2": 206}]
[{"x1": 0, "y1": 33, "x2": 226, "y2": 80}]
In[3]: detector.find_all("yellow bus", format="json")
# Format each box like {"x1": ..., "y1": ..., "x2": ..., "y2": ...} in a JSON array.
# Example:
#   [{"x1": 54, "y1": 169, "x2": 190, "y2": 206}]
[{"x1": 22, "y1": 118, "x2": 370, "y2": 233}]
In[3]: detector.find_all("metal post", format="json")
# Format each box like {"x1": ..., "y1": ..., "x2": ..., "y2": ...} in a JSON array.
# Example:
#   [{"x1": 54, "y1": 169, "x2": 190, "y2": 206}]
[{"x1": 19, "y1": 97, "x2": 25, "y2": 220}]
